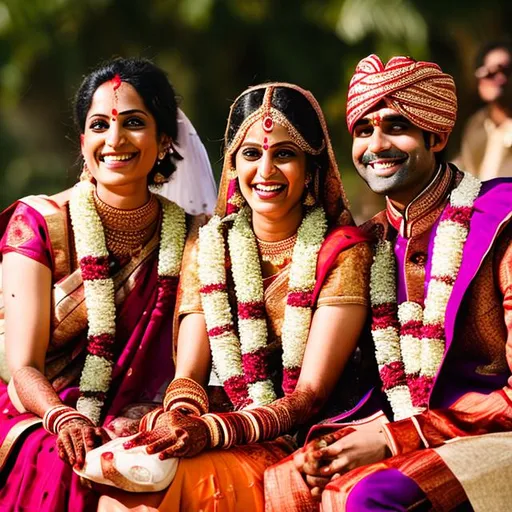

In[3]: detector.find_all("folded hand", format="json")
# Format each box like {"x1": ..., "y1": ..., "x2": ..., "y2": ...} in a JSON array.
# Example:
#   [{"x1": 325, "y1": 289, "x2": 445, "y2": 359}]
[
  {"x1": 309, "y1": 424, "x2": 389, "y2": 479},
  {"x1": 122, "y1": 409, "x2": 209, "y2": 459}
]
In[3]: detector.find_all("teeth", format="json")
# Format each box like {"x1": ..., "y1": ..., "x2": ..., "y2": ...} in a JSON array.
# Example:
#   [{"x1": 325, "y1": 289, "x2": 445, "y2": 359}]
[
  {"x1": 103, "y1": 154, "x2": 134, "y2": 162},
  {"x1": 255, "y1": 184, "x2": 284, "y2": 192},
  {"x1": 372, "y1": 161, "x2": 398, "y2": 170}
]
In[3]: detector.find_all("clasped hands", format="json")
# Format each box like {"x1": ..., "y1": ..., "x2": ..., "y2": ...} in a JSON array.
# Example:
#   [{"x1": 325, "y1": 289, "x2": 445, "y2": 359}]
[
  {"x1": 295, "y1": 421, "x2": 391, "y2": 501},
  {"x1": 122, "y1": 408, "x2": 210, "y2": 460}
]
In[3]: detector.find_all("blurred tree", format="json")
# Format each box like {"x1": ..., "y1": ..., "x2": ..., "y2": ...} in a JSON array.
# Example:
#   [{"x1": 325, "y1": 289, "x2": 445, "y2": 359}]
[{"x1": 0, "y1": 0, "x2": 511, "y2": 220}]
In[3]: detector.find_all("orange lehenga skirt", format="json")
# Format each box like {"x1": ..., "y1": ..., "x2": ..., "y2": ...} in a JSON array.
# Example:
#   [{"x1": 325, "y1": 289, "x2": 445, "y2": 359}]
[{"x1": 98, "y1": 438, "x2": 294, "y2": 512}]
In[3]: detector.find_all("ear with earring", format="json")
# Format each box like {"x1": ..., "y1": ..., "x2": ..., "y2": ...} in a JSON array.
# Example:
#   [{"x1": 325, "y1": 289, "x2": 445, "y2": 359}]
[
  {"x1": 226, "y1": 167, "x2": 246, "y2": 214},
  {"x1": 157, "y1": 139, "x2": 175, "y2": 163},
  {"x1": 80, "y1": 161, "x2": 93, "y2": 182},
  {"x1": 154, "y1": 141, "x2": 174, "y2": 184},
  {"x1": 303, "y1": 172, "x2": 316, "y2": 206}
]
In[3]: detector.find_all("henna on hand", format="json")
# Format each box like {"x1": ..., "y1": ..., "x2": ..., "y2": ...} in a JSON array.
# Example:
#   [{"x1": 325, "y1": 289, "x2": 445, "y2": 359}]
[
  {"x1": 12, "y1": 366, "x2": 61, "y2": 417},
  {"x1": 123, "y1": 409, "x2": 210, "y2": 459},
  {"x1": 57, "y1": 420, "x2": 110, "y2": 468}
]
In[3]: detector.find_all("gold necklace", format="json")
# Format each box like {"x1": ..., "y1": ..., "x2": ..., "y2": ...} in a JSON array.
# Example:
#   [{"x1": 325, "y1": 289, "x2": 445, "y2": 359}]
[
  {"x1": 93, "y1": 192, "x2": 160, "y2": 258},
  {"x1": 256, "y1": 233, "x2": 297, "y2": 267}
]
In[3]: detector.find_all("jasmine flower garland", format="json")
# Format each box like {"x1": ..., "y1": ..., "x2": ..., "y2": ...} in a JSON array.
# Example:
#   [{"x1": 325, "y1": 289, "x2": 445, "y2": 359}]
[
  {"x1": 69, "y1": 180, "x2": 186, "y2": 424},
  {"x1": 198, "y1": 206, "x2": 327, "y2": 409},
  {"x1": 370, "y1": 173, "x2": 481, "y2": 420}
]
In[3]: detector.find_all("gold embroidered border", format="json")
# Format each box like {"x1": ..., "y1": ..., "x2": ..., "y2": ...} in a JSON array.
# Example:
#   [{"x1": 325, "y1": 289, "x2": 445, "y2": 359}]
[
  {"x1": 21, "y1": 195, "x2": 71, "y2": 282},
  {"x1": 51, "y1": 228, "x2": 159, "y2": 346},
  {"x1": 0, "y1": 417, "x2": 42, "y2": 471},
  {"x1": 317, "y1": 296, "x2": 368, "y2": 307}
]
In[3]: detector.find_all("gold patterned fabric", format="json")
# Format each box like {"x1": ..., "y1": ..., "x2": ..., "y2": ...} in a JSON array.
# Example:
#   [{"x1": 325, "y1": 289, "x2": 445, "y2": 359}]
[
  {"x1": 5, "y1": 215, "x2": 36, "y2": 248},
  {"x1": 346, "y1": 54, "x2": 457, "y2": 134}
]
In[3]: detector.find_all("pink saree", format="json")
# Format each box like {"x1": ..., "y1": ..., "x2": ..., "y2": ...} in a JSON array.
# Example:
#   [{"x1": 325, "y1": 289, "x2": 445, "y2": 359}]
[{"x1": 0, "y1": 194, "x2": 178, "y2": 511}]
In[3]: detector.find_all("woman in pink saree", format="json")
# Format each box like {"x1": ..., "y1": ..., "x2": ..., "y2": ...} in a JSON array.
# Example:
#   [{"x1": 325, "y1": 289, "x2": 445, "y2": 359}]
[{"x1": 0, "y1": 57, "x2": 212, "y2": 511}]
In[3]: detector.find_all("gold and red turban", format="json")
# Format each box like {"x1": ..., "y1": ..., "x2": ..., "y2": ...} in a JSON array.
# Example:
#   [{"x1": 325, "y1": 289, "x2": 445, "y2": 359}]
[{"x1": 346, "y1": 54, "x2": 457, "y2": 134}]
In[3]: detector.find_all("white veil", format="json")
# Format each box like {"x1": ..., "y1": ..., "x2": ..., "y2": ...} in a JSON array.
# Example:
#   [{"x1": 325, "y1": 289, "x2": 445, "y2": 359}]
[{"x1": 159, "y1": 109, "x2": 217, "y2": 215}]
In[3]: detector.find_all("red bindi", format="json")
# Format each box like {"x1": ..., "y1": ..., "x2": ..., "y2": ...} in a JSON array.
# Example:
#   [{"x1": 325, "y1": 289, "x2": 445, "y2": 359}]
[
  {"x1": 112, "y1": 74, "x2": 122, "y2": 91},
  {"x1": 263, "y1": 137, "x2": 269, "y2": 150},
  {"x1": 371, "y1": 114, "x2": 382, "y2": 127},
  {"x1": 110, "y1": 74, "x2": 122, "y2": 121}
]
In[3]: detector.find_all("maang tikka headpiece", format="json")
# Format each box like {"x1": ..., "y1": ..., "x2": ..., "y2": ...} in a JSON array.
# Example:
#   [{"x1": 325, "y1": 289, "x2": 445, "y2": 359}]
[
  {"x1": 225, "y1": 83, "x2": 326, "y2": 156},
  {"x1": 261, "y1": 87, "x2": 274, "y2": 133}
]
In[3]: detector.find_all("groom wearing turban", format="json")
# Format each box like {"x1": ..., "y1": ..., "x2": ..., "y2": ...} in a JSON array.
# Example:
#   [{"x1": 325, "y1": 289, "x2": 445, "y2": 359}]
[{"x1": 265, "y1": 55, "x2": 512, "y2": 511}]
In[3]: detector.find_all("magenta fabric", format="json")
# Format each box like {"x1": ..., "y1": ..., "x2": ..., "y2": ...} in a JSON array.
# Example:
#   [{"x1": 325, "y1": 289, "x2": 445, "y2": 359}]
[
  {"x1": 345, "y1": 469, "x2": 426, "y2": 511},
  {"x1": 0, "y1": 201, "x2": 177, "y2": 511},
  {"x1": 0, "y1": 202, "x2": 52, "y2": 269},
  {"x1": 0, "y1": 385, "x2": 97, "y2": 511}
]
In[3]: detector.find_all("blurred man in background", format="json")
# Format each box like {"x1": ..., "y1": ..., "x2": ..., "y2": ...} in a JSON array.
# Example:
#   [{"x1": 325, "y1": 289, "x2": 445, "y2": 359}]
[{"x1": 458, "y1": 40, "x2": 512, "y2": 179}]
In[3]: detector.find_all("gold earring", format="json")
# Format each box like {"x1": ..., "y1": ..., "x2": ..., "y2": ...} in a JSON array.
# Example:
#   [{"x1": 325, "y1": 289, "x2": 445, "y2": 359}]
[
  {"x1": 80, "y1": 162, "x2": 92, "y2": 182},
  {"x1": 303, "y1": 174, "x2": 316, "y2": 206},
  {"x1": 153, "y1": 172, "x2": 167, "y2": 184}
]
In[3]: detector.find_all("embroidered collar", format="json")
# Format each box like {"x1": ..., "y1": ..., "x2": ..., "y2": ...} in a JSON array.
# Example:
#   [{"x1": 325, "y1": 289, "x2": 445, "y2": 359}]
[{"x1": 386, "y1": 164, "x2": 455, "y2": 238}]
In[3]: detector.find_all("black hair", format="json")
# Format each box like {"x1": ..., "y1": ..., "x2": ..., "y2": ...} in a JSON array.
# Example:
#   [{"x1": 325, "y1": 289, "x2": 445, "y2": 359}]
[
  {"x1": 422, "y1": 131, "x2": 445, "y2": 164},
  {"x1": 74, "y1": 57, "x2": 182, "y2": 185},
  {"x1": 475, "y1": 40, "x2": 512, "y2": 70}
]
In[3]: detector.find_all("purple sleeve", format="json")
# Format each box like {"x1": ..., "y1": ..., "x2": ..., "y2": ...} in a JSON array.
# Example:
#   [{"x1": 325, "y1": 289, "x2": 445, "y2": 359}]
[{"x1": 0, "y1": 202, "x2": 52, "y2": 269}]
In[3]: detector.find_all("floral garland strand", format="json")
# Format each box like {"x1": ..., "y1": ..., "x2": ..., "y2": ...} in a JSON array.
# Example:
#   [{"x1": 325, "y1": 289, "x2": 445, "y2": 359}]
[
  {"x1": 228, "y1": 208, "x2": 276, "y2": 405},
  {"x1": 370, "y1": 240, "x2": 416, "y2": 420},
  {"x1": 199, "y1": 206, "x2": 327, "y2": 408},
  {"x1": 369, "y1": 173, "x2": 481, "y2": 420},
  {"x1": 415, "y1": 173, "x2": 481, "y2": 406},
  {"x1": 69, "y1": 181, "x2": 186, "y2": 424},
  {"x1": 198, "y1": 216, "x2": 250, "y2": 409},
  {"x1": 281, "y1": 206, "x2": 327, "y2": 393},
  {"x1": 397, "y1": 301, "x2": 424, "y2": 408}
]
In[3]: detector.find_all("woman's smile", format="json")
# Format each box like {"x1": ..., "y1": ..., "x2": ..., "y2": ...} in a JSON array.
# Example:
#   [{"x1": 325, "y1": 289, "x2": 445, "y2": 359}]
[{"x1": 251, "y1": 181, "x2": 288, "y2": 200}]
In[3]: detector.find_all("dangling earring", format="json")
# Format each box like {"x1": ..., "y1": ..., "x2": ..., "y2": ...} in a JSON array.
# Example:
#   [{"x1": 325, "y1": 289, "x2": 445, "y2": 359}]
[
  {"x1": 158, "y1": 138, "x2": 174, "y2": 162},
  {"x1": 303, "y1": 173, "x2": 316, "y2": 206},
  {"x1": 80, "y1": 161, "x2": 92, "y2": 182},
  {"x1": 153, "y1": 172, "x2": 167, "y2": 184},
  {"x1": 226, "y1": 167, "x2": 245, "y2": 214}
]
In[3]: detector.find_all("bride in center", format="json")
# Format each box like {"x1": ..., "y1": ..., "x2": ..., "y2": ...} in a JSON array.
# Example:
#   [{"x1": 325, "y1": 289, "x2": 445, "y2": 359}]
[{"x1": 99, "y1": 82, "x2": 373, "y2": 511}]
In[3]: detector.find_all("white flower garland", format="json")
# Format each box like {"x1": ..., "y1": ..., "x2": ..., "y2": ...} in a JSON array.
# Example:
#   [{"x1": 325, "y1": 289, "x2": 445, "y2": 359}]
[
  {"x1": 198, "y1": 206, "x2": 327, "y2": 408},
  {"x1": 370, "y1": 173, "x2": 481, "y2": 420},
  {"x1": 228, "y1": 208, "x2": 275, "y2": 405},
  {"x1": 69, "y1": 180, "x2": 186, "y2": 424}
]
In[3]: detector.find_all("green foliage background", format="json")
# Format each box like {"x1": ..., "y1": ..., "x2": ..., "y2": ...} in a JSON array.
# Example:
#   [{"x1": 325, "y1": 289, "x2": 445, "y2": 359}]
[{"x1": 0, "y1": 0, "x2": 510, "y2": 219}]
